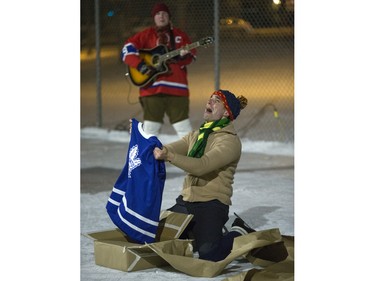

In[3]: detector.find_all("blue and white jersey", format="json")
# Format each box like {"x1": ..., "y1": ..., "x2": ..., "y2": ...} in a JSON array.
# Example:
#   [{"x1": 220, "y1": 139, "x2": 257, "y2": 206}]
[{"x1": 106, "y1": 118, "x2": 166, "y2": 243}]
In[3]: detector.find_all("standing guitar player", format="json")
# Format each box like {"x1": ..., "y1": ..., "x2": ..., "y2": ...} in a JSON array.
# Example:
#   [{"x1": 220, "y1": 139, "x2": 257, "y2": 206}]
[{"x1": 121, "y1": 2, "x2": 197, "y2": 137}]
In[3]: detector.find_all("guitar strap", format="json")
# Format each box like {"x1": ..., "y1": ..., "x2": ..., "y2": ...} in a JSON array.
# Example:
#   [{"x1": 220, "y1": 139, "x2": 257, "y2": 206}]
[{"x1": 169, "y1": 28, "x2": 175, "y2": 50}]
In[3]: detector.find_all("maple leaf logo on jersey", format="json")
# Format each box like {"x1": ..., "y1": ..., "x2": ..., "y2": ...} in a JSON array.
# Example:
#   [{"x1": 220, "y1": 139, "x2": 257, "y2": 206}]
[{"x1": 128, "y1": 144, "x2": 142, "y2": 178}]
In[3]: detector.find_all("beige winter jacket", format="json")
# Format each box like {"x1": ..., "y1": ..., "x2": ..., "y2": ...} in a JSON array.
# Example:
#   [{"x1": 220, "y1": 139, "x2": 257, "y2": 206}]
[{"x1": 165, "y1": 122, "x2": 242, "y2": 205}]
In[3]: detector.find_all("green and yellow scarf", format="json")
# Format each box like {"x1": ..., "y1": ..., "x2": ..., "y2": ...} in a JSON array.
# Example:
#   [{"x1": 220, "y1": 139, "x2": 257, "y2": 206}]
[{"x1": 187, "y1": 118, "x2": 230, "y2": 158}]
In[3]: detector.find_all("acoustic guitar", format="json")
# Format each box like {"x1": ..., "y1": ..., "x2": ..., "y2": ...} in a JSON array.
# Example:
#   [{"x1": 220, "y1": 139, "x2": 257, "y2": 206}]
[{"x1": 128, "y1": 36, "x2": 214, "y2": 87}]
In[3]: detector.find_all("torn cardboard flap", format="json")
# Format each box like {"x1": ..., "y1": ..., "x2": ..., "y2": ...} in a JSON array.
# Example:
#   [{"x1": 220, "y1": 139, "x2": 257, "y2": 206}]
[
  {"x1": 147, "y1": 228, "x2": 284, "y2": 278},
  {"x1": 245, "y1": 234, "x2": 293, "y2": 267},
  {"x1": 232, "y1": 228, "x2": 283, "y2": 253},
  {"x1": 157, "y1": 210, "x2": 194, "y2": 241},
  {"x1": 222, "y1": 235, "x2": 295, "y2": 281},
  {"x1": 85, "y1": 211, "x2": 194, "y2": 272},
  {"x1": 93, "y1": 238, "x2": 193, "y2": 272},
  {"x1": 85, "y1": 228, "x2": 137, "y2": 245}
]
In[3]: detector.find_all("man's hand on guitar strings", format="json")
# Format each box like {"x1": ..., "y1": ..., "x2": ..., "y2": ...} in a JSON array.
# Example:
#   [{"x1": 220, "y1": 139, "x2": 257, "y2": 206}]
[{"x1": 137, "y1": 61, "x2": 155, "y2": 75}]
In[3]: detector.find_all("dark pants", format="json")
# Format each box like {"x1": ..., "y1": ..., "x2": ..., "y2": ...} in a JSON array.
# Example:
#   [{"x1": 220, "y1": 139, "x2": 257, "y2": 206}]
[
  {"x1": 139, "y1": 95, "x2": 190, "y2": 124},
  {"x1": 168, "y1": 196, "x2": 241, "y2": 262}
]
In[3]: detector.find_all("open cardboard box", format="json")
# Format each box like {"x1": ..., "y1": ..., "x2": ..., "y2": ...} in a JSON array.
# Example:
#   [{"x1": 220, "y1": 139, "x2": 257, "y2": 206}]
[
  {"x1": 85, "y1": 211, "x2": 194, "y2": 272},
  {"x1": 86, "y1": 211, "x2": 290, "y2": 277}
]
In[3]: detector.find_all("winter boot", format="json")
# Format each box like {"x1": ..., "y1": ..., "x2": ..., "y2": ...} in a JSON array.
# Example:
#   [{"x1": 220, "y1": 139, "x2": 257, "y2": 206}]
[
  {"x1": 231, "y1": 216, "x2": 256, "y2": 235},
  {"x1": 231, "y1": 213, "x2": 289, "y2": 263}
]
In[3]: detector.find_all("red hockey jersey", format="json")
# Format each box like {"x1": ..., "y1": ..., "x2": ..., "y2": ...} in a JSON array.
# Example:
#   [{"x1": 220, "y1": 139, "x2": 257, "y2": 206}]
[{"x1": 121, "y1": 26, "x2": 196, "y2": 97}]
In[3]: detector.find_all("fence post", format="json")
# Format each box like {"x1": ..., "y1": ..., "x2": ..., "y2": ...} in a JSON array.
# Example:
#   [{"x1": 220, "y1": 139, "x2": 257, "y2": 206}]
[
  {"x1": 213, "y1": 0, "x2": 220, "y2": 91},
  {"x1": 94, "y1": 0, "x2": 102, "y2": 127}
]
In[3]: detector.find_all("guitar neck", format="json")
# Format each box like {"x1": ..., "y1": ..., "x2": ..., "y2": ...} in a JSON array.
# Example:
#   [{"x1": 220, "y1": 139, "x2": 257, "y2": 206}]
[{"x1": 159, "y1": 41, "x2": 201, "y2": 62}]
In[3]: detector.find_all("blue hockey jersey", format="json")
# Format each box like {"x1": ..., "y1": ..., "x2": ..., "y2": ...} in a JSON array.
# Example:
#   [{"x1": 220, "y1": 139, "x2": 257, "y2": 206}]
[{"x1": 106, "y1": 118, "x2": 166, "y2": 243}]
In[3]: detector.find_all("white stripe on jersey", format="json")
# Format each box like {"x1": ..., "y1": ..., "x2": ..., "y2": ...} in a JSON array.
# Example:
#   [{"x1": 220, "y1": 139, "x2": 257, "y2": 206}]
[
  {"x1": 122, "y1": 196, "x2": 159, "y2": 227},
  {"x1": 117, "y1": 208, "x2": 156, "y2": 239}
]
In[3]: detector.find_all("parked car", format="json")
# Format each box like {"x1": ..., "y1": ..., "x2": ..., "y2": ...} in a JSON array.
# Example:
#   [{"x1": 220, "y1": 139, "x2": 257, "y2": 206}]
[{"x1": 220, "y1": 17, "x2": 253, "y2": 37}]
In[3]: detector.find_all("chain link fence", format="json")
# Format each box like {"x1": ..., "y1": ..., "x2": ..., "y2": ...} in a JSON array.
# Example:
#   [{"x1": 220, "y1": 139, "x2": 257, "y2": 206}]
[{"x1": 81, "y1": 0, "x2": 294, "y2": 142}]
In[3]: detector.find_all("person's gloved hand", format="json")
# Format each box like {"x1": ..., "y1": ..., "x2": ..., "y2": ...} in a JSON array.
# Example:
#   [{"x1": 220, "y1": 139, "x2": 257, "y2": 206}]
[{"x1": 137, "y1": 61, "x2": 155, "y2": 75}]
